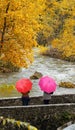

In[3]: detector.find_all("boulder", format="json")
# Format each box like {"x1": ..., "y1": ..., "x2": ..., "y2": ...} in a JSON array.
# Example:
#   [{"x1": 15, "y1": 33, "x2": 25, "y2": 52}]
[
  {"x1": 59, "y1": 81, "x2": 75, "y2": 88},
  {"x1": 30, "y1": 71, "x2": 43, "y2": 79}
]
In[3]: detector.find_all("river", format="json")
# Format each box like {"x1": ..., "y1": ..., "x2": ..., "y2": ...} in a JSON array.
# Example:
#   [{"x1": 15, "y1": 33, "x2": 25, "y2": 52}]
[
  {"x1": 0, "y1": 51, "x2": 75, "y2": 98},
  {"x1": 63, "y1": 124, "x2": 75, "y2": 130}
]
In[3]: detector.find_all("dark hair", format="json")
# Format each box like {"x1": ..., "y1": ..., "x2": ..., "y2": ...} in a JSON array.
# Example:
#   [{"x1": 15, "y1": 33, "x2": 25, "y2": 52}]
[
  {"x1": 50, "y1": 92, "x2": 53, "y2": 94},
  {"x1": 44, "y1": 92, "x2": 53, "y2": 94}
]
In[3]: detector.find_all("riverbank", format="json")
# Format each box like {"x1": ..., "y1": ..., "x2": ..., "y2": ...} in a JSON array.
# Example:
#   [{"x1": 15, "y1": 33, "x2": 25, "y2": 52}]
[
  {"x1": 43, "y1": 48, "x2": 75, "y2": 62},
  {"x1": 0, "y1": 61, "x2": 19, "y2": 73},
  {"x1": 0, "y1": 47, "x2": 75, "y2": 73}
]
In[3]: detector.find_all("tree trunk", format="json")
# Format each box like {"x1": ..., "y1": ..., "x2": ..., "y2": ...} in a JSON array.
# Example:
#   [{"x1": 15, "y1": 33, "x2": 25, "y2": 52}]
[{"x1": 0, "y1": 2, "x2": 10, "y2": 48}]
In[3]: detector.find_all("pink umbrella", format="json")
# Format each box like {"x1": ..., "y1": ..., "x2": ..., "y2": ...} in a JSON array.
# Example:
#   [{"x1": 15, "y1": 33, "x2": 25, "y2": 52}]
[
  {"x1": 15, "y1": 78, "x2": 32, "y2": 93},
  {"x1": 38, "y1": 76, "x2": 57, "y2": 93}
]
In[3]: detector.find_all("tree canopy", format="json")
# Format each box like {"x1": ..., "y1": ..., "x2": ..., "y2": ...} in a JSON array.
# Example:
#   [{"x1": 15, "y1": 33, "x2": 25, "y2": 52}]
[
  {"x1": 0, "y1": 0, "x2": 45, "y2": 68},
  {"x1": 1, "y1": 0, "x2": 75, "y2": 66},
  {"x1": 39, "y1": 0, "x2": 75, "y2": 59}
]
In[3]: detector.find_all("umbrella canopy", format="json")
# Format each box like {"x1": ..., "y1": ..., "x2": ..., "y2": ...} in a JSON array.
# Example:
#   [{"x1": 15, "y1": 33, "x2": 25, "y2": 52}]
[
  {"x1": 15, "y1": 78, "x2": 32, "y2": 93},
  {"x1": 38, "y1": 76, "x2": 57, "y2": 93}
]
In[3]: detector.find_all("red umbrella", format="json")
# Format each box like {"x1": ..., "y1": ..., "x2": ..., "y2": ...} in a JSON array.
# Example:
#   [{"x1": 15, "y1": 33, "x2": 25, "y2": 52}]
[
  {"x1": 15, "y1": 78, "x2": 32, "y2": 93},
  {"x1": 38, "y1": 76, "x2": 57, "y2": 93}
]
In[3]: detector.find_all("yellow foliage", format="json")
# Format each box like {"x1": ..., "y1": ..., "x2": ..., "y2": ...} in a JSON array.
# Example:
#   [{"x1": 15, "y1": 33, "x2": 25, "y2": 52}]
[
  {"x1": 0, "y1": 0, "x2": 75, "y2": 62},
  {"x1": 38, "y1": 45, "x2": 48, "y2": 54},
  {"x1": 52, "y1": 39, "x2": 61, "y2": 48},
  {"x1": 0, "y1": 116, "x2": 38, "y2": 130},
  {"x1": 43, "y1": 0, "x2": 75, "y2": 58},
  {"x1": 0, "y1": 0, "x2": 46, "y2": 68},
  {"x1": 0, "y1": 84, "x2": 15, "y2": 96}
]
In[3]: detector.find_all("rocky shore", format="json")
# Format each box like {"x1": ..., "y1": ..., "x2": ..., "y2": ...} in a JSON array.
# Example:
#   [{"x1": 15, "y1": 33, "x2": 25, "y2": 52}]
[
  {"x1": 0, "y1": 61, "x2": 19, "y2": 73},
  {"x1": 43, "y1": 48, "x2": 75, "y2": 62}
]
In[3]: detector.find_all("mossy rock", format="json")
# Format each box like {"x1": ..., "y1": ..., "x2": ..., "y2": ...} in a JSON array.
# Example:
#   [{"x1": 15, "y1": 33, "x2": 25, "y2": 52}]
[
  {"x1": 30, "y1": 71, "x2": 43, "y2": 79},
  {"x1": 59, "y1": 82, "x2": 75, "y2": 88}
]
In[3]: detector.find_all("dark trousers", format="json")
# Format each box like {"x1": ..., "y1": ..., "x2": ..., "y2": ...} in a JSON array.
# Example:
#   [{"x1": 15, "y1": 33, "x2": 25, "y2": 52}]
[
  {"x1": 43, "y1": 100, "x2": 49, "y2": 104},
  {"x1": 21, "y1": 97, "x2": 30, "y2": 106}
]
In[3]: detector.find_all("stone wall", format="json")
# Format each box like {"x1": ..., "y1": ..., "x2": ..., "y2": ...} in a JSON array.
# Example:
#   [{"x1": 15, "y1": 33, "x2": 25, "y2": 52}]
[
  {"x1": 0, "y1": 94, "x2": 75, "y2": 130},
  {"x1": 0, "y1": 94, "x2": 75, "y2": 106},
  {"x1": 0, "y1": 104, "x2": 75, "y2": 130}
]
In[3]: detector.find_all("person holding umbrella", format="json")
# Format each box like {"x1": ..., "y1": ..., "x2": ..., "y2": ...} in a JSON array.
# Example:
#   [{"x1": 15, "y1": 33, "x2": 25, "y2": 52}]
[
  {"x1": 38, "y1": 76, "x2": 57, "y2": 104},
  {"x1": 21, "y1": 91, "x2": 30, "y2": 106},
  {"x1": 15, "y1": 78, "x2": 33, "y2": 106},
  {"x1": 43, "y1": 91, "x2": 53, "y2": 104}
]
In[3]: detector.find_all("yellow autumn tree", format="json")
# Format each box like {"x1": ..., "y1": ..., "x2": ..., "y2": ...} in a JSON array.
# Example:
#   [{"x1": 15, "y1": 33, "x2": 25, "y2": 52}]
[
  {"x1": 37, "y1": 0, "x2": 61, "y2": 45},
  {"x1": 51, "y1": 0, "x2": 75, "y2": 59},
  {"x1": 39, "y1": 0, "x2": 75, "y2": 60},
  {"x1": 0, "y1": 0, "x2": 45, "y2": 68}
]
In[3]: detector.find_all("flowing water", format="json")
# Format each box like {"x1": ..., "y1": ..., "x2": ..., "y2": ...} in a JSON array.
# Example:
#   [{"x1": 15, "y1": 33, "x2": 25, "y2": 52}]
[
  {"x1": 63, "y1": 124, "x2": 75, "y2": 130},
  {"x1": 0, "y1": 51, "x2": 75, "y2": 98}
]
